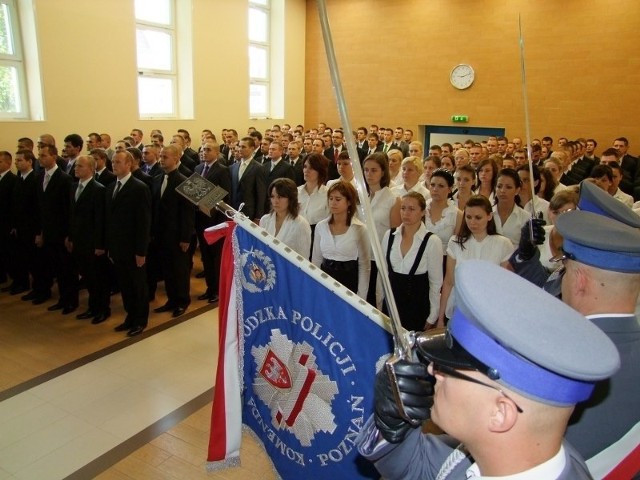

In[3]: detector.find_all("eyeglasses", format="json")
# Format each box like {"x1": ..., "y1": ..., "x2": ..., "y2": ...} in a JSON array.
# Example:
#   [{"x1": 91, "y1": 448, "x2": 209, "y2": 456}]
[{"x1": 432, "y1": 363, "x2": 524, "y2": 413}]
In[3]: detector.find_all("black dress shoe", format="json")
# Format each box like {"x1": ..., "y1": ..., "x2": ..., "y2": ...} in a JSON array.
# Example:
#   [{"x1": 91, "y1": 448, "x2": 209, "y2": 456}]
[
  {"x1": 91, "y1": 312, "x2": 111, "y2": 324},
  {"x1": 62, "y1": 305, "x2": 78, "y2": 315},
  {"x1": 32, "y1": 295, "x2": 52, "y2": 305},
  {"x1": 197, "y1": 292, "x2": 212, "y2": 301},
  {"x1": 127, "y1": 326, "x2": 145, "y2": 337},
  {"x1": 114, "y1": 323, "x2": 130, "y2": 332},
  {"x1": 10, "y1": 286, "x2": 29, "y2": 295},
  {"x1": 195, "y1": 271, "x2": 206, "y2": 278},
  {"x1": 76, "y1": 310, "x2": 96, "y2": 320},
  {"x1": 22, "y1": 291, "x2": 37, "y2": 301},
  {"x1": 1, "y1": 285, "x2": 13, "y2": 292},
  {"x1": 172, "y1": 307, "x2": 186, "y2": 317},
  {"x1": 47, "y1": 302, "x2": 65, "y2": 311},
  {"x1": 154, "y1": 304, "x2": 174, "y2": 313},
  {"x1": 208, "y1": 294, "x2": 219, "y2": 304}
]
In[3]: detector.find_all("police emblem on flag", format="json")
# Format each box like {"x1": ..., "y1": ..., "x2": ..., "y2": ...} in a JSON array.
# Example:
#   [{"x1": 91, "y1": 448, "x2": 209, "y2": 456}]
[
  {"x1": 252, "y1": 329, "x2": 339, "y2": 447},
  {"x1": 240, "y1": 248, "x2": 276, "y2": 293}
]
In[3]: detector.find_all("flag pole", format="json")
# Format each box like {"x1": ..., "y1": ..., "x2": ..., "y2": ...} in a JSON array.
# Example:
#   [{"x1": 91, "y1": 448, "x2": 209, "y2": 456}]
[
  {"x1": 315, "y1": 0, "x2": 410, "y2": 358},
  {"x1": 518, "y1": 14, "x2": 538, "y2": 224}
]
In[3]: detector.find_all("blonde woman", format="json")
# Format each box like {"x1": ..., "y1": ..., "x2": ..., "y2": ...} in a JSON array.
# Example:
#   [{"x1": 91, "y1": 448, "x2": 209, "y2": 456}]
[{"x1": 391, "y1": 156, "x2": 430, "y2": 200}]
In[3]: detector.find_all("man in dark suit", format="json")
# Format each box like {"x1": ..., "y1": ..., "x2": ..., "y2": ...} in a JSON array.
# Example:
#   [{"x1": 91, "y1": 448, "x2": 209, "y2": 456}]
[
  {"x1": 613, "y1": 137, "x2": 638, "y2": 198},
  {"x1": 323, "y1": 129, "x2": 346, "y2": 166},
  {"x1": 31, "y1": 145, "x2": 76, "y2": 311},
  {"x1": 106, "y1": 151, "x2": 152, "y2": 337},
  {"x1": 380, "y1": 128, "x2": 400, "y2": 154},
  {"x1": 127, "y1": 147, "x2": 154, "y2": 190},
  {"x1": 364, "y1": 132, "x2": 384, "y2": 156},
  {"x1": 194, "y1": 141, "x2": 231, "y2": 303},
  {"x1": 151, "y1": 145, "x2": 195, "y2": 317},
  {"x1": 11, "y1": 150, "x2": 39, "y2": 295},
  {"x1": 91, "y1": 149, "x2": 116, "y2": 187},
  {"x1": 286, "y1": 141, "x2": 305, "y2": 186},
  {"x1": 170, "y1": 134, "x2": 197, "y2": 172},
  {"x1": 177, "y1": 129, "x2": 200, "y2": 165},
  {"x1": 230, "y1": 137, "x2": 267, "y2": 223},
  {"x1": 67, "y1": 155, "x2": 110, "y2": 324},
  {"x1": 63, "y1": 133, "x2": 83, "y2": 179},
  {"x1": 263, "y1": 140, "x2": 296, "y2": 186},
  {"x1": 0, "y1": 151, "x2": 18, "y2": 289},
  {"x1": 141, "y1": 144, "x2": 163, "y2": 177}
]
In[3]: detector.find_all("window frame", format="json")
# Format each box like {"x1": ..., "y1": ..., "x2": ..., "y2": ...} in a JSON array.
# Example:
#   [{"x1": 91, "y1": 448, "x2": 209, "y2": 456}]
[
  {"x1": 0, "y1": 0, "x2": 29, "y2": 119},
  {"x1": 249, "y1": 0, "x2": 270, "y2": 119},
  {"x1": 135, "y1": 0, "x2": 178, "y2": 119}
]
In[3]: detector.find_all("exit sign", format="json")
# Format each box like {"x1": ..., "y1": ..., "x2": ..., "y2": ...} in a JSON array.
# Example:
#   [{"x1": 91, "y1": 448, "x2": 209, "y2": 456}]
[{"x1": 451, "y1": 115, "x2": 469, "y2": 123}]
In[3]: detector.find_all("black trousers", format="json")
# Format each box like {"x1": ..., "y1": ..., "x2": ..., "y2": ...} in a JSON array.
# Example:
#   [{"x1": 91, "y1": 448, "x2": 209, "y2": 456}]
[
  {"x1": 159, "y1": 242, "x2": 191, "y2": 308},
  {"x1": 33, "y1": 241, "x2": 78, "y2": 306},
  {"x1": 113, "y1": 259, "x2": 148, "y2": 328},
  {"x1": 75, "y1": 250, "x2": 110, "y2": 313},
  {"x1": 197, "y1": 229, "x2": 223, "y2": 295}
]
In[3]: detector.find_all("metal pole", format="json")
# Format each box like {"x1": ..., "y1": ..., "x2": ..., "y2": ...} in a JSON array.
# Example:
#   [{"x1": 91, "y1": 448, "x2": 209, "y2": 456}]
[
  {"x1": 518, "y1": 14, "x2": 538, "y2": 224},
  {"x1": 315, "y1": 0, "x2": 409, "y2": 358}
]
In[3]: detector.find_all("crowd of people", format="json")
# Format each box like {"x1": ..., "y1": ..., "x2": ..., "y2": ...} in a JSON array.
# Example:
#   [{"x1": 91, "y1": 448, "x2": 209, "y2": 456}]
[
  {"x1": 0, "y1": 125, "x2": 638, "y2": 339},
  {"x1": 0, "y1": 123, "x2": 638, "y2": 478}
]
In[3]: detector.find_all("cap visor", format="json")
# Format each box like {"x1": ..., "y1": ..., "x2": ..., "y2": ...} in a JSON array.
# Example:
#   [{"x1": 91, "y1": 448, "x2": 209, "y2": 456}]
[{"x1": 415, "y1": 329, "x2": 483, "y2": 371}]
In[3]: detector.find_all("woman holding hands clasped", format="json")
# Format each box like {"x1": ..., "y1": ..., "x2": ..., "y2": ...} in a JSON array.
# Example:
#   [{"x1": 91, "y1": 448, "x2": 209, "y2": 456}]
[
  {"x1": 382, "y1": 192, "x2": 443, "y2": 331},
  {"x1": 361, "y1": 153, "x2": 401, "y2": 307},
  {"x1": 312, "y1": 182, "x2": 370, "y2": 298}
]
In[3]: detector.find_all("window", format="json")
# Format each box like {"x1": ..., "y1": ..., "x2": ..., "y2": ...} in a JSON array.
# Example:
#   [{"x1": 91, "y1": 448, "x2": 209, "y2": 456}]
[
  {"x1": 249, "y1": 0, "x2": 270, "y2": 118},
  {"x1": 0, "y1": 0, "x2": 28, "y2": 118},
  {"x1": 135, "y1": 0, "x2": 177, "y2": 118}
]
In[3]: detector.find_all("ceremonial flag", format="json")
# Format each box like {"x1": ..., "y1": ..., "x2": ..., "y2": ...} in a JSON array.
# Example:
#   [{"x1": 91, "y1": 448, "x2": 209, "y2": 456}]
[{"x1": 206, "y1": 218, "x2": 392, "y2": 479}]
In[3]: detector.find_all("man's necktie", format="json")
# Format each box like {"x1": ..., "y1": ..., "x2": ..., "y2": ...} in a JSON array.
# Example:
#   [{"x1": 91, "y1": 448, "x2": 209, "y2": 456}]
[
  {"x1": 202, "y1": 164, "x2": 210, "y2": 177},
  {"x1": 160, "y1": 175, "x2": 168, "y2": 197},
  {"x1": 75, "y1": 183, "x2": 84, "y2": 201},
  {"x1": 239, "y1": 161, "x2": 248, "y2": 180},
  {"x1": 113, "y1": 180, "x2": 122, "y2": 198},
  {"x1": 43, "y1": 173, "x2": 51, "y2": 191}
]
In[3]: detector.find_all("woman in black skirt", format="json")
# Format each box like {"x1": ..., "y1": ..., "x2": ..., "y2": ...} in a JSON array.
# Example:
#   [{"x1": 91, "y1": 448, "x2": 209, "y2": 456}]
[
  {"x1": 311, "y1": 181, "x2": 370, "y2": 298},
  {"x1": 382, "y1": 192, "x2": 443, "y2": 331}
]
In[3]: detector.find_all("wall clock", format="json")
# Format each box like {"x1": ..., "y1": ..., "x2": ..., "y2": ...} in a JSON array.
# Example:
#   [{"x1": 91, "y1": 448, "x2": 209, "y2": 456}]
[{"x1": 450, "y1": 64, "x2": 475, "y2": 90}]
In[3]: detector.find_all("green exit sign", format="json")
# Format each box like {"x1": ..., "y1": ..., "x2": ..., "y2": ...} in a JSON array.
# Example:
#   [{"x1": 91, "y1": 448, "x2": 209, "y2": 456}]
[{"x1": 451, "y1": 115, "x2": 469, "y2": 123}]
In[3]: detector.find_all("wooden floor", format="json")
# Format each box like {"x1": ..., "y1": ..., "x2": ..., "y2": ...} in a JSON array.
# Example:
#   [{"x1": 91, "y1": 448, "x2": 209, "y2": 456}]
[
  {"x1": 95, "y1": 405, "x2": 277, "y2": 480},
  {"x1": 0, "y1": 254, "x2": 278, "y2": 479}
]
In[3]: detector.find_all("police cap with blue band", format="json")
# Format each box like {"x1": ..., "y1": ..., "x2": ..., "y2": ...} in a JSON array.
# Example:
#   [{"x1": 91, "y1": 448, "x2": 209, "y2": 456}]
[
  {"x1": 578, "y1": 180, "x2": 640, "y2": 227},
  {"x1": 556, "y1": 210, "x2": 640, "y2": 273},
  {"x1": 416, "y1": 260, "x2": 620, "y2": 407}
]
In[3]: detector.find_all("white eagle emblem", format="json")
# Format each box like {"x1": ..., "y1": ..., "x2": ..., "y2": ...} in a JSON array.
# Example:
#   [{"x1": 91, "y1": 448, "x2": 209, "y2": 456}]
[{"x1": 252, "y1": 329, "x2": 339, "y2": 446}]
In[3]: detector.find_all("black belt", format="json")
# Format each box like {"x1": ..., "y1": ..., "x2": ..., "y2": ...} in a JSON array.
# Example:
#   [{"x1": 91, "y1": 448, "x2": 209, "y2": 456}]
[{"x1": 321, "y1": 259, "x2": 358, "y2": 272}]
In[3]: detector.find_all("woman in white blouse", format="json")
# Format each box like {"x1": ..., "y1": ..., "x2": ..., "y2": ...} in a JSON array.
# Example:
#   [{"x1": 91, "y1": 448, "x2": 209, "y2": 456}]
[
  {"x1": 391, "y1": 156, "x2": 430, "y2": 200},
  {"x1": 516, "y1": 164, "x2": 549, "y2": 224},
  {"x1": 544, "y1": 156, "x2": 567, "y2": 194},
  {"x1": 382, "y1": 192, "x2": 443, "y2": 331},
  {"x1": 425, "y1": 168, "x2": 463, "y2": 273},
  {"x1": 493, "y1": 168, "x2": 530, "y2": 246},
  {"x1": 361, "y1": 152, "x2": 401, "y2": 307},
  {"x1": 298, "y1": 153, "x2": 330, "y2": 256},
  {"x1": 260, "y1": 178, "x2": 311, "y2": 257},
  {"x1": 452, "y1": 164, "x2": 476, "y2": 211},
  {"x1": 476, "y1": 158, "x2": 499, "y2": 204},
  {"x1": 312, "y1": 181, "x2": 370, "y2": 297},
  {"x1": 387, "y1": 149, "x2": 403, "y2": 186},
  {"x1": 438, "y1": 195, "x2": 514, "y2": 327}
]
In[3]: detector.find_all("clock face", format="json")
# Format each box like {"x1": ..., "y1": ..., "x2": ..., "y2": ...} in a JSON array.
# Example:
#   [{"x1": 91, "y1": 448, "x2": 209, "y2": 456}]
[{"x1": 450, "y1": 64, "x2": 475, "y2": 90}]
